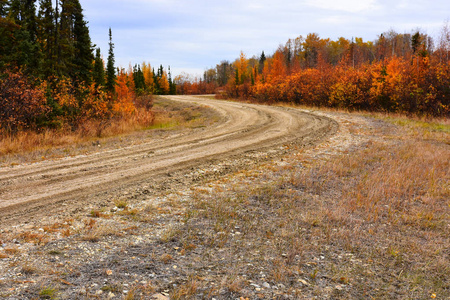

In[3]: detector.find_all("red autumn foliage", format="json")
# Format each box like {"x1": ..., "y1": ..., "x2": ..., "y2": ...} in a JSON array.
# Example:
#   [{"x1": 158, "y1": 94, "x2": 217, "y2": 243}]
[{"x1": 0, "y1": 71, "x2": 49, "y2": 132}]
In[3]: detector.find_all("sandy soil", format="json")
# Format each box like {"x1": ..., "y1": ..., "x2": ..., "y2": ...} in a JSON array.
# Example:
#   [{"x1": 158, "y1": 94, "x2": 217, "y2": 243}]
[{"x1": 0, "y1": 96, "x2": 336, "y2": 226}]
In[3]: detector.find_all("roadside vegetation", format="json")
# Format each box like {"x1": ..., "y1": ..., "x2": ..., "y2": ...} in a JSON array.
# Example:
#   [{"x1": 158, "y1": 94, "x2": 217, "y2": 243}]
[
  {"x1": 167, "y1": 111, "x2": 449, "y2": 299},
  {"x1": 0, "y1": 97, "x2": 216, "y2": 166},
  {"x1": 178, "y1": 25, "x2": 450, "y2": 118},
  {"x1": 1, "y1": 0, "x2": 174, "y2": 159}
]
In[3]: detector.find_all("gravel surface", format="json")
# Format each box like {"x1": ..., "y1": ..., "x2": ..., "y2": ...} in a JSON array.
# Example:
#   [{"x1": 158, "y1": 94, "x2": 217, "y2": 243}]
[{"x1": 0, "y1": 98, "x2": 397, "y2": 299}]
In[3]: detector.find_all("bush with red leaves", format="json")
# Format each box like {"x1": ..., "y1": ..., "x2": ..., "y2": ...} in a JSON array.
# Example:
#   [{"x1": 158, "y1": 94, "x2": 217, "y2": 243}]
[{"x1": 0, "y1": 71, "x2": 49, "y2": 133}]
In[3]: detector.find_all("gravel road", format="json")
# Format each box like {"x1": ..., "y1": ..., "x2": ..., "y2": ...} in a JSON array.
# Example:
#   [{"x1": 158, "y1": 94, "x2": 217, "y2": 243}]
[{"x1": 0, "y1": 96, "x2": 336, "y2": 225}]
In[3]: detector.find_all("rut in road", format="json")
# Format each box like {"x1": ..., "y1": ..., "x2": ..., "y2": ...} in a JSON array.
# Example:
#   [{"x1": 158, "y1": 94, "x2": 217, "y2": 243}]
[{"x1": 0, "y1": 96, "x2": 337, "y2": 222}]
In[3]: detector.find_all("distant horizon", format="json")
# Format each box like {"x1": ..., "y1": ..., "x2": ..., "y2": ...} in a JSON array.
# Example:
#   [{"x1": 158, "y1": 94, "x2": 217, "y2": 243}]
[{"x1": 80, "y1": 0, "x2": 449, "y2": 77}]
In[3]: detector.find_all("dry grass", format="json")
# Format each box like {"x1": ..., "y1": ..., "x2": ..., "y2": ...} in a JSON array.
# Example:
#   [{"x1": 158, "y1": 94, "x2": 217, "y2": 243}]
[
  {"x1": 160, "y1": 253, "x2": 173, "y2": 264},
  {"x1": 176, "y1": 115, "x2": 449, "y2": 298},
  {"x1": 81, "y1": 220, "x2": 123, "y2": 242},
  {"x1": 151, "y1": 97, "x2": 216, "y2": 129},
  {"x1": 160, "y1": 224, "x2": 182, "y2": 243},
  {"x1": 171, "y1": 278, "x2": 199, "y2": 300},
  {"x1": 114, "y1": 199, "x2": 128, "y2": 210},
  {"x1": 4, "y1": 247, "x2": 20, "y2": 256},
  {"x1": 21, "y1": 262, "x2": 38, "y2": 275},
  {"x1": 0, "y1": 108, "x2": 154, "y2": 157},
  {"x1": 0, "y1": 97, "x2": 217, "y2": 164},
  {"x1": 123, "y1": 283, "x2": 156, "y2": 299}
]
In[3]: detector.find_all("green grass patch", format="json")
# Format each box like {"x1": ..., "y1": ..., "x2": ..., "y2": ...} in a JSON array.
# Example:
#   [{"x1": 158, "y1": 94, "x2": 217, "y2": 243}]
[
  {"x1": 385, "y1": 117, "x2": 450, "y2": 133},
  {"x1": 39, "y1": 286, "x2": 58, "y2": 299}
]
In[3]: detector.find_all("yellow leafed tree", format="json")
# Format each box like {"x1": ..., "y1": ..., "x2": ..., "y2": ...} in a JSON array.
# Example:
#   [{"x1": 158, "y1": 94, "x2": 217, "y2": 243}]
[
  {"x1": 158, "y1": 72, "x2": 170, "y2": 95},
  {"x1": 114, "y1": 69, "x2": 136, "y2": 115},
  {"x1": 142, "y1": 62, "x2": 154, "y2": 93},
  {"x1": 235, "y1": 51, "x2": 248, "y2": 84}
]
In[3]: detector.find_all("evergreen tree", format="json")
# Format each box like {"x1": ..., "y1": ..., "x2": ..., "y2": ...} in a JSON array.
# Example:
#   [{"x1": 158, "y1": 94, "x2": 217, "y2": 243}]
[
  {"x1": 56, "y1": 0, "x2": 75, "y2": 77},
  {"x1": 0, "y1": 0, "x2": 9, "y2": 16},
  {"x1": 168, "y1": 66, "x2": 176, "y2": 95},
  {"x1": 106, "y1": 28, "x2": 116, "y2": 93},
  {"x1": 93, "y1": 47, "x2": 105, "y2": 87},
  {"x1": 132, "y1": 64, "x2": 145, "y2": 94},
  {"x1": 37, "y1": 0, "x2": 55, "y2": 77},
  {"x1": 53, "y1": 0, "x2": 59, "y2": 72},
  {"x1": 7, "y1": 0, "x2": 42, "y2": 75},
  {"x1": 258, "y1": 51, "x2": 266, "y2": 74},
  {"x1": 411, "y1": 31, "x2": 421, "y2": 54},
  {"x1": 152, "y1": 67, "x2": 160, "y2": 94},
  {"x1": 0, "y1": 1, "x2": 18, "y2": 69},
  {"x1": 71, "y1": 0, "x2": 93, "y2": 84}
]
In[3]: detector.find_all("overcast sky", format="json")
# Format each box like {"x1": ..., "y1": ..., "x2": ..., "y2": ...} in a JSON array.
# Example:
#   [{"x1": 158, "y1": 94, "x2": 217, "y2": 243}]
[{"x1": 80, "y1": 0, "x2": 449, "y2": 77}]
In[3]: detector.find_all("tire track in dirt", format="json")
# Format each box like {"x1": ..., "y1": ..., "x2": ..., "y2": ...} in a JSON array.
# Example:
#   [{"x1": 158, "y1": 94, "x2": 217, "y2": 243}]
[{"x1": 0, "y1": 96, "x2": 337, "y2": 224}]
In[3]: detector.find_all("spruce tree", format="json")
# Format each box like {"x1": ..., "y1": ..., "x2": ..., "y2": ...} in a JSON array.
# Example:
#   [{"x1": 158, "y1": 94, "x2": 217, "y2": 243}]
[
  {"x1": 57, "y1": 0, "x2": 76, "y2": 78},
  {"x1": 152, "y1": 67, "x2": 160, "y2": 94},
  {"x1": 132, "y1": 64, "x2": 145, "y2": 95},
  {"x1": 411, "y1": 32, "x2": 421, "y2": 54},
  {"x1": 258, "y1": 51, "x2": 266, "y2": 74},
  {"x1": 168, "y1": 66, "x2": 176, "y2": 95},
  {"x1": 106, "y1": 28, "x2": 116, "y2": 93},
  {"x1": 71, "y1": 0, "x2": 93, "y2": 85},
  {"x1": 8, "y1": 0, "x2": 42, "y2": 75},
  {"x1": 0, "y1": 0, "x2": 9, "y2": 16},
  {"x1": 93, "y1": 48, "x2": 105, "y2": 88},
  {"x1": 37, "y1": 0, "x2": 56, "y2": 77},
  {"x1": 0, "y1": 1, "x2": 16, "y2": 69}
]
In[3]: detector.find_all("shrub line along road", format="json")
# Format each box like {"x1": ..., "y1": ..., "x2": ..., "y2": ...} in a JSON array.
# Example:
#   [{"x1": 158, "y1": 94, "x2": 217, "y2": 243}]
[{"x1": 0, "y1": 96, "x2": 337, "y2": 225}]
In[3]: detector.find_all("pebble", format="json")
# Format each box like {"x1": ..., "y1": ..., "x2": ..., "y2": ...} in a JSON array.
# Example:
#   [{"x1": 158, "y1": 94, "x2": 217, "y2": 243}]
[
  {"x1": 298, "y1": 279, "x2": 309, "y2": 286},
  {"x1": 152, "y1": 294, "x2": 169, "y2": 300},
  {"x1": 262, "y1": 282, "x2": 271, "y2": 289}
]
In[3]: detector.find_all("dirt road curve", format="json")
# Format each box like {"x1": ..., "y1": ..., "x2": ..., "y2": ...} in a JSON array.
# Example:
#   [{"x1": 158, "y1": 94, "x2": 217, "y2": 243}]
[{"x1": 0, "y1": 96, "x2": 336, "y2": 224}]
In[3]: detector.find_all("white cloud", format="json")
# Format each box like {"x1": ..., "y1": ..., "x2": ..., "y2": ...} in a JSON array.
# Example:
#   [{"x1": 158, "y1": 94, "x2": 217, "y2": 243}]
[
  {"x1": 80, "y1": 0, "x2": 450, "y2": 76},
  {"x1": 304, "y1": 0, "x2": 379, "y2": 13}
]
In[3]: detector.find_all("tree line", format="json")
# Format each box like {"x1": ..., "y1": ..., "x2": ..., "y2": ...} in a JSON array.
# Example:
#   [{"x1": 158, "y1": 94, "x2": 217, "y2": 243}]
[
  {"x1": 0, "y1": 0, "x2": 174, "y2": 134},
  {"x1": 179, "y1": 26, "x2": 450, "y2": 116}
]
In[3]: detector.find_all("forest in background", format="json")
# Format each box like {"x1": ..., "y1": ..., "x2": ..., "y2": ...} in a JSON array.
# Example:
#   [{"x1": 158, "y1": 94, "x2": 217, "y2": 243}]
[
  {"x1": 178, "y1": 25, "x2": 450, "y2": 117},
  {"x1": 1, "y1": 0, "x2": 449, "y2": 141},
  {"x1": 0, "y1": 0, "x2": 176, "y2": 136}
]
